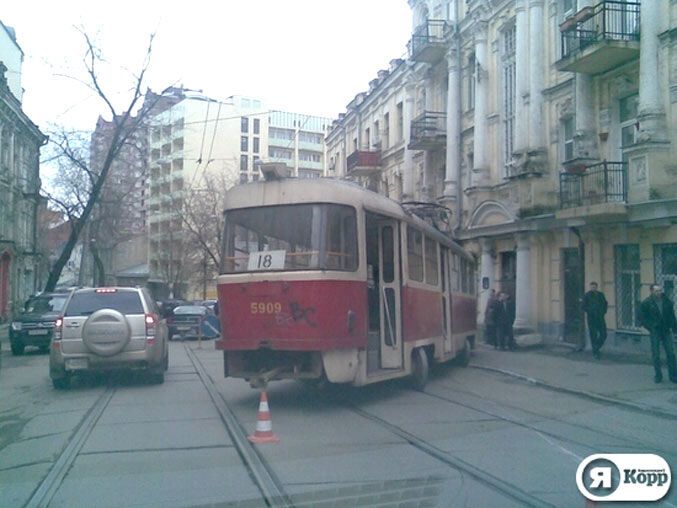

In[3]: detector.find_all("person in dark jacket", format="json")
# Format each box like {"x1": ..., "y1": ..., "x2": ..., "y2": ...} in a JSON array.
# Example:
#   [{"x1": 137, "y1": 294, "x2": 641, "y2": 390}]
[
  {"x1": 484, "y1": 289, "x2": 498, "y2": 348},
  {"x1": 496, "y1": 292, "x2": 516, "y2": 351},
  {"x1": 582, "y1": 282, "x2": 608, "y2": 359},
  {"x1": 639, "y1": 284, "x2": 677, "y2": 383}
]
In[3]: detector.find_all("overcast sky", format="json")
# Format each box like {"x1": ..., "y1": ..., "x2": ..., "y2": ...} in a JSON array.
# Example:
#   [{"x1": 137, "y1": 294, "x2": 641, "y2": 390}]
[{"x1": 3, "y1": 1, "x2": 412, "y2": 134}]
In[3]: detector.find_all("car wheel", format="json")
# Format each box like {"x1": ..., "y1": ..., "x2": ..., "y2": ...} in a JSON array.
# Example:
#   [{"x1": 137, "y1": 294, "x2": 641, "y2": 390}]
[
  {"x1": 52, "y1": 376, "x2": 71, "y2": 390},
  {"x1": 411, "y1": 347, "x2": 429, "y2": 391},
  {"x1": 11, "y1": 342, "x2": 25, "y2": 356}
]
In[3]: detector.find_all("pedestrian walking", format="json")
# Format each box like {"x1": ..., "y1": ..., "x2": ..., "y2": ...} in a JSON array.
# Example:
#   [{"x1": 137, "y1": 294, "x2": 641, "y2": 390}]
[
  {"x1": 484, "y1": 289, "x2": 498, "y2": 347},
  {"x1": 582, "y1": 282, "x2": 608, "y2": 359},
  {"x1": 496, "y1": 292, "x2": 515, "y2": 351},
  {"x1": 639, "y1": 284, "x2": 677, "y2": 384}
]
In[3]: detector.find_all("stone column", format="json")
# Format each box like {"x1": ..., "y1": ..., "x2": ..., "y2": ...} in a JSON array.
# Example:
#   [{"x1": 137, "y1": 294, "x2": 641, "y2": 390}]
[
  {"x1": 402, "y1": 76, "x2": 417, "y2": 200},
  {"x1": 637, "y1": 0, "x2": 666, "y2": 142},
  {"x1": 471, "y1": 20, "x2": 489, "y2": 185},
  {"x1": 422, "y1": 77, "x2": 434, "y2": 201},
  {"x1": 444, "y1": 45, "x2": 460, "y2": 202},
  {"x1": 574, "y1": 74, "x2": 596, "y2": 159},
  {"x1": 514, "y1": 0, "x2": 529, "y2": 154},
  {"x1": 513, "y1": 233, "x2": 533, "y2": 330},
  {"x1": 573, "y1": 0, "x2": 596, "y2": 161},
  {"x1": 528, "y1": 0, "x2": 544, "y2": 150},
  {"x1": 479, "y1": 238, "x2": 495, "y2": 326}
]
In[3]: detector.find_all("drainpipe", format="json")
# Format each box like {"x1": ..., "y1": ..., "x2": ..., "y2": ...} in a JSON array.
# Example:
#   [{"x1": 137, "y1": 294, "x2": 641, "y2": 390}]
[{"x1": 453, "y1": 30, "x2": 463, "y2": 234}]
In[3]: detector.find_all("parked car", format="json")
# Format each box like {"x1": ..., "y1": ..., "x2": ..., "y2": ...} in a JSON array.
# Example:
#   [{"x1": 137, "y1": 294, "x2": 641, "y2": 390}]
[
  {"x1": 168, "y1": 305, "x2": 220, "y2": 340},
  {"x1": 200, "y1": 299, "x2": 218, "y2": 314},
  {"x1": 158, "y1": 299, "x2": 187, "y2": 319},
  {"x1": 49, "y1": 287, "x2": 169, "y2": 389},
  {"x1": 10, "y1": 292, "x2": 71, "y2": 355}
]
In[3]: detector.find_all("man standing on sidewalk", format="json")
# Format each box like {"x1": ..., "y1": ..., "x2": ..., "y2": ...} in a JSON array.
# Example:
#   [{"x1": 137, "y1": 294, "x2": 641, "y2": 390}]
[
  {"x1": 639, "y1": 284, "x2": 677, "y2": 384},
  {"x1": 582, "y1": 282, "x2": 608, "y2": 359},
  {"x1": 484, "y1": 289, "x2": 498, "y2": 348},
  {"x1": 496, "y1": 292, "x2": 515, "y2": 351}
]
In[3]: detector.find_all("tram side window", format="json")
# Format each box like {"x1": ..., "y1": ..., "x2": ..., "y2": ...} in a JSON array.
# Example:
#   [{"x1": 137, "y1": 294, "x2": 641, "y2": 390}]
[
  {"x1": 460, "y1": 258, "x2": 476, "y2": 294},
  {"x1": 407, "y1": 226, "x2": 424, "y2": 282},
  {"x1": 424, "y1": 236, "x2": 439, "y2": 286},
  {"x1": 450, "y1": 254, "x2": 460, "y2": 291},
  {"x1": 325, "y1": 207, "x2": 358, "y2": 270}
]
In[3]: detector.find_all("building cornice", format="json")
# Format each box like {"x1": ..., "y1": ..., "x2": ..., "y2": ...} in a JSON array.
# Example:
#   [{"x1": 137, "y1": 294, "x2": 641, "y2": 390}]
[
  {"x1": 542, "y1": 77, "x2": 574, "y2": 98},
  {"x1": 456, "y1": 198, "x2": 677, "y2": 241},
  {"x1": 0, "y1": 90, "x2": 47, "y2": 145}
]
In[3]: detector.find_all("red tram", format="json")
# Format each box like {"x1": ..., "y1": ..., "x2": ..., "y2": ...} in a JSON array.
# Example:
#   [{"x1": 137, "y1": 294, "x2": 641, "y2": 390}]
[{"x1": 215, "y1": 178, "x2": 477, "y2": 388}]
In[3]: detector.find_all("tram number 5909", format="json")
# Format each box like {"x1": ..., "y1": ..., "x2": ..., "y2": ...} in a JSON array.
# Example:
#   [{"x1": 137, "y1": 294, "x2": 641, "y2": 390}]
[{"x1": 250, "y1": 302, "x2": 282, "y2": 315}]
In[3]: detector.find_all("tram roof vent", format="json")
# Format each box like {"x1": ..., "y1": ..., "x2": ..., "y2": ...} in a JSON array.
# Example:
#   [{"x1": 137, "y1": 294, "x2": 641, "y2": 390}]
[{"x1": 258, "y1": 161, "x2": 290, "y2": 181}]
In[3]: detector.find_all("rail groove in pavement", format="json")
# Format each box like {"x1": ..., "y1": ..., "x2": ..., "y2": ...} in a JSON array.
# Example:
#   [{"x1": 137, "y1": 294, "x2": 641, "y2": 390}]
[
  {"x1": 470, "y1": 363, "x2": 677, "y2": 421},
  {"x1": 185, "y1": 344, "x2": 293, "y2": 508},
  {"x1": 334, "y1": 395, "x2": 555, "y2": 508},
  {"x1": 24, "y1": 387, "x2": 115, "y2": 508}
]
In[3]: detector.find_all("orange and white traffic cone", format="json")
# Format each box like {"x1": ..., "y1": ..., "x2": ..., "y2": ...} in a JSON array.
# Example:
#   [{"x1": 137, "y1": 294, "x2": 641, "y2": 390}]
[{"x1": 248, "y1": 391, "x2": 279, "y2": 444}]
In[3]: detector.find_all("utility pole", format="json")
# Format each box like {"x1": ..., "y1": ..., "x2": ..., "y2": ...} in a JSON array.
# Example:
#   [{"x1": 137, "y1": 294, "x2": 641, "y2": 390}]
[{"x1": 202, "y1": 253, "x2": 207, "y2": 300}]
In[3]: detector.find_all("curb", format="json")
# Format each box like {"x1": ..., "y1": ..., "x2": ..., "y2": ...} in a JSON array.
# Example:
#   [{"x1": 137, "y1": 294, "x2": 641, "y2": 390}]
[{"x1": 470, "y1": 363, "x2": 677, "y2": 421}]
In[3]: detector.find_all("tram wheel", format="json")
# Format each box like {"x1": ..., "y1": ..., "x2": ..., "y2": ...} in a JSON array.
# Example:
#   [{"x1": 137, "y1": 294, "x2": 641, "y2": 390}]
[
  {"x1": 458, "y1": 339, "x2": 471, "y2": 367},
  {"x1": 411, "y1": 347, "x2": 429, "y2": 391}
]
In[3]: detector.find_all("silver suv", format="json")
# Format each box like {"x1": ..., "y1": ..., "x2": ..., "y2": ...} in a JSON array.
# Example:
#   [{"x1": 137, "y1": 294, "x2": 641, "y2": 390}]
[{"x1": 49, "y1": 287, "x2": 169, "y2": 389}]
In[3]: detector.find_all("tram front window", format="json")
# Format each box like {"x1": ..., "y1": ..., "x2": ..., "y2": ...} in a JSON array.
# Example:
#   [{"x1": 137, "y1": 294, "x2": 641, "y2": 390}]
[{"x1": 223, "y1": 204, "x2": 358, "y2": 273}]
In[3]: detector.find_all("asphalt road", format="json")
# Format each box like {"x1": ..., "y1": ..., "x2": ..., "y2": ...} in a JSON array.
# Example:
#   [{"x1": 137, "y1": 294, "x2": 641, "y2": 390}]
[{"x1": 0, "y1": 341, "x2": 675, "y2": 507}]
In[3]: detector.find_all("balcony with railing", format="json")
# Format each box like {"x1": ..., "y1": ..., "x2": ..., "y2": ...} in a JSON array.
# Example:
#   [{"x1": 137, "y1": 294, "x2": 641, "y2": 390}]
[
  {"x1": 559, "y1": 161, "x2": 628, "y2": 216},
  {"x1": 556, "y1": 1, "x2": 640, "y2": 74},
  {"x1": 408, "y1": 111, "x2": 446, "y2": 150},
  {"x1": 346, "y1": 150, "x2": 381, "y2": 177},
  {"x1": 407, "y1": 20, "x2": 447, "y2": 64}
]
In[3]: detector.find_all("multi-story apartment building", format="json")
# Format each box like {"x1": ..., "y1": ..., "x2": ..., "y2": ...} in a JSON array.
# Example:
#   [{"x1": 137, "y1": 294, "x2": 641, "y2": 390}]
[
  {"x1": 0, "y1": 21, "x2": 47, "y2": 320},
  {"x1": 86, "y1": 90, "x2": 182, "y2": 287},
  {"x1": 327, "y1": 0, "x2": 677, "y2": 352},
  {"x1": 147, "y1": 88, "x2": 330, "y2": 297},
  {"x1": 267, "y1": 111, "x2": 329, "y2": 179}
]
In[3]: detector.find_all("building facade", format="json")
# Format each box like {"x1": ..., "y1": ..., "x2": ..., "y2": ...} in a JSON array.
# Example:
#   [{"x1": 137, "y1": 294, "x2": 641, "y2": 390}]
[
  {"x1": 147, "y1": 88, "x2": 330, "y2": 298},
  {"x1": 0, "y1": 21, "x2": 47, "y2": 320},
  {"x1": 326, "y1": 0, "x2": 677, "y2": 352}
]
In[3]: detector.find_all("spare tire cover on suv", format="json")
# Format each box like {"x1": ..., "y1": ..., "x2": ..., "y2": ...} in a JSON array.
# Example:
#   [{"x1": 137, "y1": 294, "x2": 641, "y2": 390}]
[{"x1": 82, "y1": 309, "x2": 131, "y2": 356}]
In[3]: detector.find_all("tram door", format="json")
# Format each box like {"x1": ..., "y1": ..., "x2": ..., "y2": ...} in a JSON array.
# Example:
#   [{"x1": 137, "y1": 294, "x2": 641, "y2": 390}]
[
  {"x1": 378, "y1": 220, "x2": 403, "y2": 369},
  {"x1": 440, "y1": 248, "x2": 454, "y2": 355}
]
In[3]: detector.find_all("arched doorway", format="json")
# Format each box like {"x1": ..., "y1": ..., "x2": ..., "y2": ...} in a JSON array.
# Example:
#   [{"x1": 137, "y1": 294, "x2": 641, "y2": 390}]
[{"x1": 0, "y1": 251, "x2": 11, "y2": 320}]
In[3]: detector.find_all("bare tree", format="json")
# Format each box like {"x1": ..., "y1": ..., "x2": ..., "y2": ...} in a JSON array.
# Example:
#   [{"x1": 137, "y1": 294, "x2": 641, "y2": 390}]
[
  {"x1": 43, "y1": 29, "x2": 158, "y2": 291},
  {"x1": 176, "y1": 169, "x2": 238, "y2": 295}
]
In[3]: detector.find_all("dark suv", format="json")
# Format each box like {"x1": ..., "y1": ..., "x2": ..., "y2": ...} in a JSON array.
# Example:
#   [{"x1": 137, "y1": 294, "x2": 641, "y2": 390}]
[{"x1": 10, "y1": 292, "x2": 70, "y2": 355}]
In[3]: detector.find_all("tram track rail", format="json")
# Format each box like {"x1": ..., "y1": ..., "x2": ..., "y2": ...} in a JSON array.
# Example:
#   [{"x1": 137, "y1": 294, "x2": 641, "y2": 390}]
[
  {"x1": 419, "y1": 384, "x2": 677, "y2": 457},
  {"x1": 25, "y1": 386, "x2": 116, "y2": 508},
  {"x1": 331, "y1": 393, "x2": 555, "y2": 508},
  {"x1": 469, "y1": 363, "x2": 677, "y2": 421},
  {"x1": 185, "y1": 344, "x2": 293, "y2": 508}
]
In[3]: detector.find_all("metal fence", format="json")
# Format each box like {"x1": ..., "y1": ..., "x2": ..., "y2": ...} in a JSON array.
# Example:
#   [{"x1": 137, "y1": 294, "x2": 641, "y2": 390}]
[
  {"x1": 408, "y1": 20, "x2": 447, "y2": 58},
  {"x1": 559, "y1": 160, "x2": 627, "y2": 209},
  {"x1": 560, "y1": 1, "x2": 640, "y2": 60},
  {"x1": 410, "y1": 111, "x2": 447, "y2": 146}
]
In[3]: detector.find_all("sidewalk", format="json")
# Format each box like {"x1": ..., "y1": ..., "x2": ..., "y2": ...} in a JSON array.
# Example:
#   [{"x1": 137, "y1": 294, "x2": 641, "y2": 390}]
[{"x1": 470, "y1": 343, "x2": 677, "y2": 419}]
